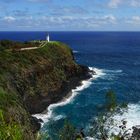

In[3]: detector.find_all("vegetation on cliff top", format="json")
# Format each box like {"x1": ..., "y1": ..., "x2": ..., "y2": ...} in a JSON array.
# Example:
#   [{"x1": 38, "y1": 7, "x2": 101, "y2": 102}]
[{"x1": 0, "y1": 40, "x2": 40, "y2": 51}]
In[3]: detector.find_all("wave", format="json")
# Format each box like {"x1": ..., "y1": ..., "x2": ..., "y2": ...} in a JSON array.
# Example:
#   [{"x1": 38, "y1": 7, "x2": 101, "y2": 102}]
[
  {"x1": 73, "y1": 50, "x2": 79, "y2": 53},
  {"x1": 53, "y1": 115, "x2": 65, "y2": 121},
  {"x1": 102, "y1": 69, "x2": 123, "y2": 73},
  {"x1": 99, "y1": 69, "x2": 123, "y2": 81},
  {"x1": 33, "y1": 67, "x2": 105, "y2": 126}
]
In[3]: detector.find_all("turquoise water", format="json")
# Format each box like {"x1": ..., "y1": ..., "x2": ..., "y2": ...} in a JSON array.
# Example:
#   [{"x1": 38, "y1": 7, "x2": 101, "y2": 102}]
[{"x1": 1, "y1": 32, "x2": 140, "y2": 139}]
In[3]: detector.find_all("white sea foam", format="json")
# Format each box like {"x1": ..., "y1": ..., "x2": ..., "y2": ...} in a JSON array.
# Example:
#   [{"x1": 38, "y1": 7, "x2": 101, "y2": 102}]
[
  {"x1": 103, "y1": 69, "x2": 122, "y2": 73},
  {"x1": 33, "y1": 67, "x2": 105, "y2": 126},
  {"x1": 53, "y1": 115, "x2": 65, "y2": 121},
  {"x1": 86, "y1": 103, "x2": 140, "y2": 139},
  {"x1": 73, "y1": 50, "x2": 79, "y2": 53},
  {"x1": 99, "y1": 69, "x2": 123, "y2": 81},
  {"x1": 110, "y1": 103, "x2": 140, "y2": 134},
  {"x1": 101, "y1": 102, "x2": 140, "y2": 139},
  {"x1": 85, "y1": 137, "x2": 95, "y2": 140}
]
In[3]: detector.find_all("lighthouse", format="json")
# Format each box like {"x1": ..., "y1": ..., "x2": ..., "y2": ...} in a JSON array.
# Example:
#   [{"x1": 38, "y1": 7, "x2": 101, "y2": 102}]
[{"x1": 46, "y1": 34, "x2": 50, "y2": 42}]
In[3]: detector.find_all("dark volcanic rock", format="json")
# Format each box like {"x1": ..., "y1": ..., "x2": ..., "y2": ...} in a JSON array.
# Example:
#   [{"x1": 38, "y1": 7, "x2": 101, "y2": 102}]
[{"x1": 30, "y1": 116, "x2": 41, "y2": 133}]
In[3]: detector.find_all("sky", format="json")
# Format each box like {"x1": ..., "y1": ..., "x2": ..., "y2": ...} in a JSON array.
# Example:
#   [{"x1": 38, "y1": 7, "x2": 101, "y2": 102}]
[{"x1": 0, "y1": 0, "x2": 140, "y2": 31}]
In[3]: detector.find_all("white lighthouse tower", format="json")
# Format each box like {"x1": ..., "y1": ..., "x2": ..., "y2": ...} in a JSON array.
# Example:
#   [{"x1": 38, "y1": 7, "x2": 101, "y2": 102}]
[{"x1": 46, "y1": 34, "x2": 50, "y2": 42}]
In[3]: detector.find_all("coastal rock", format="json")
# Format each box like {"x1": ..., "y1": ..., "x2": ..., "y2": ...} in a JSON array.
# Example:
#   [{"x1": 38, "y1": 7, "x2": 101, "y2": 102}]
[
  {"x1": 131, "y1": 126, "x2": 140, "y2": 139},
  {"x1": 30, "y1": 116, "x2": 42, "y2": 133}
]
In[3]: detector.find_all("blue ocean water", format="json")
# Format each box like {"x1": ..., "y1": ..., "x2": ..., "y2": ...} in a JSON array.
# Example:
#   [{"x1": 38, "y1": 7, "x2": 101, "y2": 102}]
[{"x1": 1, "y1": 32, "x2": 140, "y2": 139}]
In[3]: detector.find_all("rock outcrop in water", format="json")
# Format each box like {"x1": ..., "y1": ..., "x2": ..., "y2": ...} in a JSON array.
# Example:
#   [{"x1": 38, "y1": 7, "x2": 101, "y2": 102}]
[{"x1": 0, "y1": 41, "x2": 93, "y2": 139}]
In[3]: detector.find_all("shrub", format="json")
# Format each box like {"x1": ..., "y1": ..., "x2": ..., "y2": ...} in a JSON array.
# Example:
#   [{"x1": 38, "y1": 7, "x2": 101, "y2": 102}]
[{"x1": 0, "y1": 109, "x2": 23, "y2": 140}]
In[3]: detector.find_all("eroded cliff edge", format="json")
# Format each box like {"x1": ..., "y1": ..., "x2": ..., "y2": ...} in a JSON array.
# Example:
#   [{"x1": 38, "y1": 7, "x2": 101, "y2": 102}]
[{"x1": 0, "y1": 41, "x2": 93, "y2": 139}]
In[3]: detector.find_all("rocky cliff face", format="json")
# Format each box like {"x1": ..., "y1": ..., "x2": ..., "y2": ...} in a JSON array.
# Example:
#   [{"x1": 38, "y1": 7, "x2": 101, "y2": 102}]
[{"x1": 0, "y1": 41, "x2": 92, "y2": 139}]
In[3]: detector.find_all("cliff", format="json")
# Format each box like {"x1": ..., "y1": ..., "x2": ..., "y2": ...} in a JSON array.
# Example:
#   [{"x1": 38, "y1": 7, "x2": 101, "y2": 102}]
[{"x1": 0, "y1": 41, "x2": 93, "y2": 139}]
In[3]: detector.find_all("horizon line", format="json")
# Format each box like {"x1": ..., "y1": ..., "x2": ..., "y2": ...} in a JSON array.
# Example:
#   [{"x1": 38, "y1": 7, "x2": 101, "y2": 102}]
[{"x1": 1, "y1": 30, "x2": 140, "y2": 32}]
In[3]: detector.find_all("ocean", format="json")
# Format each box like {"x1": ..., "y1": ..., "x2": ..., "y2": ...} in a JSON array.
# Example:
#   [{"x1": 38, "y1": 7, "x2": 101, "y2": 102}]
[{"x1": 1, "y1": 31, "x2": 140, "y2": 139}]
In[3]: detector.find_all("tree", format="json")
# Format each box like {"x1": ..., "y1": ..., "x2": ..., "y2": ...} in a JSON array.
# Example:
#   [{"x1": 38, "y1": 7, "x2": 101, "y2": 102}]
[
  {"x1": 105, "y1": 90, "x2": 117, "y2": 111},
  {"x1": 59, "y1": 120, "x2": 76, "y2": 140},
  {"x1": 89, "y1": 91, "x2": 132, "y2": 140}
]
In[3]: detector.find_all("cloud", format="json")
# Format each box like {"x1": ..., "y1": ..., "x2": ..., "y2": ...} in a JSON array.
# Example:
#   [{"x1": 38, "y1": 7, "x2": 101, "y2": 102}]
[
  {"x1": 0, "y1": 0, "x2": 50, "y2": 4},
  {"x1": 0, "y1": 0, "x2": 10, "y2": 2},
  {"x1": 50, "y1": 6, "x2": 88, "y2": 16},
  {"x1": 130, "y1": 0, "x2": 140, "y2": 7},
  {"x1": 12, "y1": 9, "x2": 29, "y2": 17},
  {"x1": 27, "y1": 0, "x2": 50, "y2": 3},
  {"x1": 108, "y1": 0, "x2": 122, "y2": 8},
  {"x1": 3, "y1": 16, "x2": 16, "y2": 22},
  {"x1": 103, "y1": 15, "x2": 117, "y2": 24},
  {"x1": 108, "y1": 0, "x2": 140, "y2": 8},
  {"x1": 40, "y1": 14, "x2": 117, "y2": 27},
  {"x1": 0, "y1": 0, "x2": 140, "y2": 30},
  {"x1": 126, "y1": 16, "x2": 140, "y2": 25},
  {"x1": 0, "y1": 14, "x2": 118, "y2": 30},
  {"x1": 29, "y1": 0, "x2": 47, "y2": 1}
]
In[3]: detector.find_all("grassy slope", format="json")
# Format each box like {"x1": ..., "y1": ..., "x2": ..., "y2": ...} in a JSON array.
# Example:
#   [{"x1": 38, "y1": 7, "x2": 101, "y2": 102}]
[{"x1": 0, "y1": 41, "x2": 82, "y2": 140}]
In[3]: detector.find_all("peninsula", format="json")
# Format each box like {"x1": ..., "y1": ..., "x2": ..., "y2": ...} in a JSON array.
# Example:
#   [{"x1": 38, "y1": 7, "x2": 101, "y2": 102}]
[{"x1": 0, "y1": 40, "x2": 94, "y2": 139}]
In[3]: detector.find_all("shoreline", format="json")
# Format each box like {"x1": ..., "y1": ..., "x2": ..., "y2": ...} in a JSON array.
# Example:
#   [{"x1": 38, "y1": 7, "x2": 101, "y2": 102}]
[
  {"x1": 33, "y1": 67, "x2": 105, "y2": 126},
  {"x1": 29, "y1": 65, "x2": 93, "y2": 114}
]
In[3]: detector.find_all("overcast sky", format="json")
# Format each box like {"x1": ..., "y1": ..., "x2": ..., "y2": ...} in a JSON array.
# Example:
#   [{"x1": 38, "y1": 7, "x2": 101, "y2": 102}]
[{"x1": 1, "y1": 0, "x2": 140, "y2": 31}]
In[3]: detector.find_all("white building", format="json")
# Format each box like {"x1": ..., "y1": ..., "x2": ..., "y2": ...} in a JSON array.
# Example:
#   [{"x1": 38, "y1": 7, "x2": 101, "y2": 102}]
[{"x1": 46, "y1": 34, "x2": 50, "y2": 42}]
